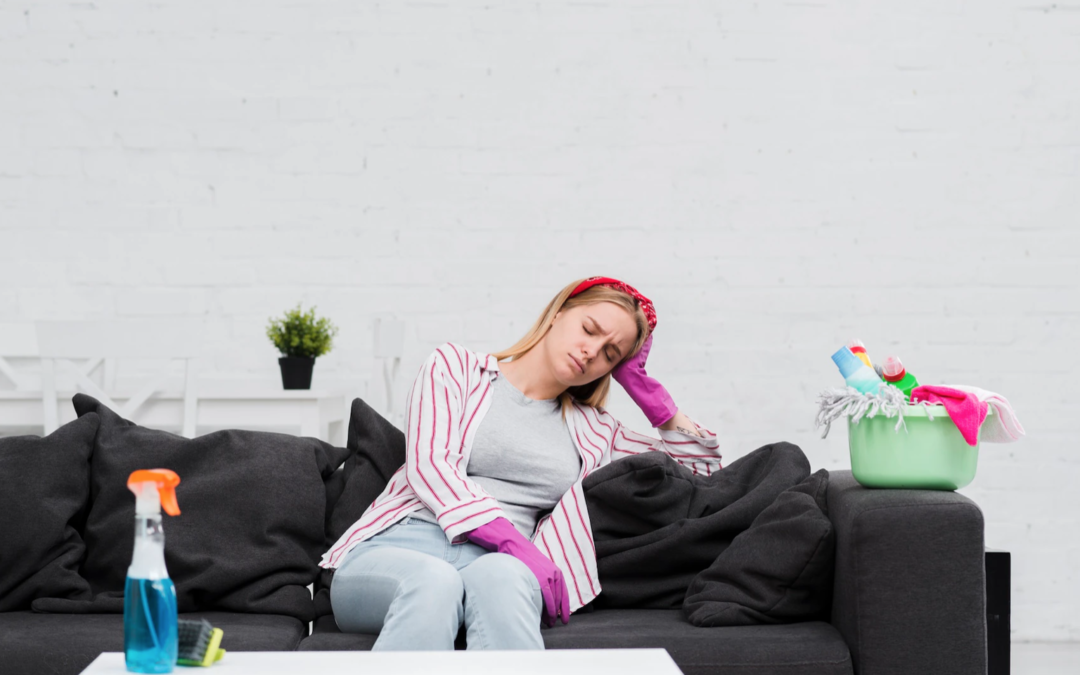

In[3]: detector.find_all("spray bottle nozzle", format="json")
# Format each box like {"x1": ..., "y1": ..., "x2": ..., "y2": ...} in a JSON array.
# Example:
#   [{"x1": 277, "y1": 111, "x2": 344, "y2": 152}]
[{"x1": 127, "y1": 469, "x2": 181, "y2": 516}]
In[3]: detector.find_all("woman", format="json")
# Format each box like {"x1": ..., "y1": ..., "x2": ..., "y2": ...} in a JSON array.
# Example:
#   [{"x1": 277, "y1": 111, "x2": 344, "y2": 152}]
[{"x1": 320, "y1": 276, "x2": 723, "y2": 650}]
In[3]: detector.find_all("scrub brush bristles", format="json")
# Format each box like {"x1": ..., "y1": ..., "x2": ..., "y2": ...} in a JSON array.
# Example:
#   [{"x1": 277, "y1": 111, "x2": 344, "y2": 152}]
[{"x1": 177, "y1": 618, "x2": 225, "y2": 667}]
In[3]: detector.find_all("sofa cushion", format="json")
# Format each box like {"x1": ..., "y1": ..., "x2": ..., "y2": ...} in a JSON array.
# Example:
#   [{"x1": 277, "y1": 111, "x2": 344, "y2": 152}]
[
  {"x1": 543, "y1": 610, "x2": 852, "y2": 675},
  {"x1": 683, "y1": 469, "x2": 836, "y2": 626},
  {"x1": 300, "y1": 609, "x2": 852, "y2": 675},
  {"x1": 315, "y1": 398, "x2": 407, "y2": 617},
  {"x1": 0, "y1": 415, "x2": 99, "y2": 611},
  {"x1": 299, "y1": 615, "x2": 467, "y2": 651},
  {"x1": 0, "y1": 610, "x2": 306, "y2": 675},
  {"x1": 36, "y1": 394, "x2": 349, "y2": 623}
]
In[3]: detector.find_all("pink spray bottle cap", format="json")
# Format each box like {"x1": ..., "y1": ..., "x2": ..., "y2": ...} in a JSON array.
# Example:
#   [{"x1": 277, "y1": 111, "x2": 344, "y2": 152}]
[{"x1": 882, "y1": 356, "x2": 906, "y2": 383}]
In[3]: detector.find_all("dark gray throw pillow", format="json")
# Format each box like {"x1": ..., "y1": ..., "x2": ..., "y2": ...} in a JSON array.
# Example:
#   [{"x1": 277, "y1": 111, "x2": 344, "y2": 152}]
[
  {"x1": 314, "y1": 397, "x2": 407, "y2": 617},
  {"x1": 326, "y1": 398, "x2": 407, "y2": 544},
  {"x1": 0, "y1": 414, "x2": 100, "y2": 611},
  {"x1": 32, "y1": 394, "x2": 349, "y2": 623},
  {"x1": 682, "y1": 469, "x2": 835, "y2": 626}
]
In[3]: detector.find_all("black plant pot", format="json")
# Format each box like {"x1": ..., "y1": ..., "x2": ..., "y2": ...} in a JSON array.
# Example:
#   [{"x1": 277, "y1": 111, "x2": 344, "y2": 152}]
[{"x1": 278, "y1": 356, "x2": 316, "y2": 390}]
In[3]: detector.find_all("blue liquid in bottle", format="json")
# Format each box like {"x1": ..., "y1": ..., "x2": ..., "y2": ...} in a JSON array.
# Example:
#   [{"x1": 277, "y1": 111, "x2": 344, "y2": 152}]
[{"x1": 124, "y1": 576, "x2": 178, "y2": 673}]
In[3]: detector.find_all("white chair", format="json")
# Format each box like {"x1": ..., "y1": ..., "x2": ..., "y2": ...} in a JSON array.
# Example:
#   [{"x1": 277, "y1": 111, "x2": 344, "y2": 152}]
[
  {"x1": 35, "y1": 319, "x2": 206, "y2": 437},
  {"x1": 0, "y1": 322, "x2": 40, "y2": 390},
  {"x1": 373, "y1": 317, "x2": 406, "y2": 428}
]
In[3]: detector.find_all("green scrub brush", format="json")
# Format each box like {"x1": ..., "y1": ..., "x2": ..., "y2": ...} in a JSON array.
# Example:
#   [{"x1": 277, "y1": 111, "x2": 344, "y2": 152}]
[{"x1": 176, "y1": 618, "x2": 225, "y2": 667}]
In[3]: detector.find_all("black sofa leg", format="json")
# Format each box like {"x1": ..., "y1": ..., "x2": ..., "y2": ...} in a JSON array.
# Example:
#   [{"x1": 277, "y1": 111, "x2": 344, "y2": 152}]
[{"x1": 986, "y1": 548, "x2": 1010, "y2": 675}]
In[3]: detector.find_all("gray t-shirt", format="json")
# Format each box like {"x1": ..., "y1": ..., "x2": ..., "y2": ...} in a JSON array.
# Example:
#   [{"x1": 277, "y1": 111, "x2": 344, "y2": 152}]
[{"x1": 410, "y1": 371, "x2": 582, "y2": 539}]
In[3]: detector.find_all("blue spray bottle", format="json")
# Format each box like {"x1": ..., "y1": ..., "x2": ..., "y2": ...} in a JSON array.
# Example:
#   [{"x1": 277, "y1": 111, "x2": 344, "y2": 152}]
[
  {"x1": 831, "y1": 346, "x2": 887, "y2": 396},
  {"x1": 124, "y1": 469, "x2": 181, "y2": 674}
]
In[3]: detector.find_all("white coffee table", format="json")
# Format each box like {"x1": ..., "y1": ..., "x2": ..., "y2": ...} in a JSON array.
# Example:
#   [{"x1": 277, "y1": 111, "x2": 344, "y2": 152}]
[{"x1": 79, "y1": 649, "x2": 684, "y2": 674}]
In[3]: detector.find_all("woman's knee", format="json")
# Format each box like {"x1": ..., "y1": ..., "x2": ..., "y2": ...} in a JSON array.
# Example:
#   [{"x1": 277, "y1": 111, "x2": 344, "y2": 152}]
[
  {"x1": 461, "y1": 553, "x2": 538, "y2": 594},
  {"x1": 332, "y1": 547, "x2": 465, "y2": 621},
  {"x1": 398, "y1": 557, "x2": 465, "y2": 603}
]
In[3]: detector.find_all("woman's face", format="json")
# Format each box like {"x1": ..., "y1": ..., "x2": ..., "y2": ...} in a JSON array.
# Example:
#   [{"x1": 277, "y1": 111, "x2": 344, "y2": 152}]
[{"x1": 546, "y1": 302, "x2": 639, "y2": 386}]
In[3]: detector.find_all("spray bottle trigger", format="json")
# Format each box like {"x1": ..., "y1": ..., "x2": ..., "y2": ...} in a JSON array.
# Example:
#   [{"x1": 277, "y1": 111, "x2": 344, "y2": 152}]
[
  {"x1": 127, "y1": 469, "x2": 182, "y2": 516},
  {"x1": 159, "y1": 488, "x2": 180, "y2": 517}
]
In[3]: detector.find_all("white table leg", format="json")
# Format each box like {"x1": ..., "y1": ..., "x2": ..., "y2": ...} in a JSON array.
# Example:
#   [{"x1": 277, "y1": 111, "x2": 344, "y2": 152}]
[
  {"x1": 41, "y1": 358, "x2": 58, "y2": 435},
  {"x1": 299, "y1": 401, "x2": 321, "y2": 440},
  {"x1": 327, "y1": 418, "x2": 346, "y2": 446}
]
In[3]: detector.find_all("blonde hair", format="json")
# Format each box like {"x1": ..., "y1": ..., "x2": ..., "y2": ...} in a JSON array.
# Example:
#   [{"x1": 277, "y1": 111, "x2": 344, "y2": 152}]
[{"x1": 489, "y1": 278, "x2": 652, "y2": 421}]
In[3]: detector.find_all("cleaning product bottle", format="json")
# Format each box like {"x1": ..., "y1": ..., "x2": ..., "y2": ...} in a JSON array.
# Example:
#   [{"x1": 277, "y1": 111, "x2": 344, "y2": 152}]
[
  {"x1": 831, "y1": 346, "x2": 886, "y2": 396},
  {"x1": 124, "y1": 469, "x2": 181, "y2": 674},
  {"x1": 847, "y1": 339, "x2": 874, "y2": 369},
  {"x1": 881, "y1": 356, "x2": 921, "y2": 400}
]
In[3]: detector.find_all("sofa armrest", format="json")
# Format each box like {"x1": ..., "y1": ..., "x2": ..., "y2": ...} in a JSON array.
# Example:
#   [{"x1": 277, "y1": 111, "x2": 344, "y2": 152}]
[{"x1": 827, "y1": 470, "x2": 986, "y2": 675}]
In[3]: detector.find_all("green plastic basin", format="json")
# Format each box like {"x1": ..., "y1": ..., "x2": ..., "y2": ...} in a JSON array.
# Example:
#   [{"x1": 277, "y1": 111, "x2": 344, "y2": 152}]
[{"x1": 847, "y1": 404, "x2": 991, "y2": 490}]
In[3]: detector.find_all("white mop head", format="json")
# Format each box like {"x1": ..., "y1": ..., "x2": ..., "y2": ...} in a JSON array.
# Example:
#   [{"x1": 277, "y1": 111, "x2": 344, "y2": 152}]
[{"x1": 813, "y1": 385, "x2": 942, "y2": 439}]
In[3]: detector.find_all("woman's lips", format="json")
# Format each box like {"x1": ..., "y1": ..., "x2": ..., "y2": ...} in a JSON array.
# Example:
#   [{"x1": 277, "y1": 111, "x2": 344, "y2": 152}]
[{"x1": 569, "y1": 354, "x2": 584, "y2": 374}]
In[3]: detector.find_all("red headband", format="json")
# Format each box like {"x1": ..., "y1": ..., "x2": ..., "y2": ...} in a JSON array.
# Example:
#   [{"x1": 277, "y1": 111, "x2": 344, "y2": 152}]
[{"x1": 568, "y1": 276, "x2": 657, "y2": 332}]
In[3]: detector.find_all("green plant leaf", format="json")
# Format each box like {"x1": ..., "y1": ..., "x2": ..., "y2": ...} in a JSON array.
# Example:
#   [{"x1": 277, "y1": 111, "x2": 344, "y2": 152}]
[{"x1": 266, "y1": 303, "x2": 340, "y2": 358}]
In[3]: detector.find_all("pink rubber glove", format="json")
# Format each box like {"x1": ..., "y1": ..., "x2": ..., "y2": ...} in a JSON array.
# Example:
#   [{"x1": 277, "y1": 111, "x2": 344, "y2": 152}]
[
  {"x1": 610, "y1": 333, "x2": 678, "y2": 427},
  {"x1": 465, "y1": 517, "x2": 570, "y2": 627}
]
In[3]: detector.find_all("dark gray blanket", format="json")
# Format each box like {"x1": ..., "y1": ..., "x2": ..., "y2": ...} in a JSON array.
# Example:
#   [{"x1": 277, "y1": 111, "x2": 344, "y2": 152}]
[{"x1": 582, "y1": 441, "x2": 832, "y2": 616}]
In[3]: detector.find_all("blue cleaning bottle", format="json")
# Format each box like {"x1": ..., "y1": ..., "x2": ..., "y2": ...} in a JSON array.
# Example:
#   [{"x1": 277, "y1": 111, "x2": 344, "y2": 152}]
[
  {"x1": 831, "y1": 346, "x2": 887, "y2": 396},
  {"x1": 124, "y1": 469, "x2": 181, "y2": 674}
]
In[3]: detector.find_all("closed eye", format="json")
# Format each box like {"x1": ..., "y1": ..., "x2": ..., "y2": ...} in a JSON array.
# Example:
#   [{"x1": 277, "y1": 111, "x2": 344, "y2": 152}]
[{"x1": 583, "y1": 325, "x2": 614, "y2": 362}]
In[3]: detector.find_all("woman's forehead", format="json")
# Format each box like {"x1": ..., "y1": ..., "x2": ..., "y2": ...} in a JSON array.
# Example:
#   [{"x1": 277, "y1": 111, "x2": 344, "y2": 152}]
[{"x1": 577, "y1": 302, "x2": 637, "y2": 334}]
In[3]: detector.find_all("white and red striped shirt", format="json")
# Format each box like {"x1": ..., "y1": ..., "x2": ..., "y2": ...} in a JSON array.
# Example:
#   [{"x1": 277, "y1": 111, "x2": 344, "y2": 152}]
[{"x1": 320, "y1": 341, "x2": 724, "y2": 612}]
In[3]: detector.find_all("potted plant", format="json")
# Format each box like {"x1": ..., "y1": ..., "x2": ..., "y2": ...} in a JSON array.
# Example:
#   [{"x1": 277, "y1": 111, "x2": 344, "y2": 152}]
[{"x1": 266, "y1": 304, "x2": 340, "y2": 390}]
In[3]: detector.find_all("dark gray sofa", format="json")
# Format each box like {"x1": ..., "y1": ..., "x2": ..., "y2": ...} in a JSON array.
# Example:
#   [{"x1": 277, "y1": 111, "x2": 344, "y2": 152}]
[
  {"x1": 0, "y1": 394, "x2": 988, "y2": 675},
  {"x1": 0, "y1": 470, "x2": 987, "y2": 675}
]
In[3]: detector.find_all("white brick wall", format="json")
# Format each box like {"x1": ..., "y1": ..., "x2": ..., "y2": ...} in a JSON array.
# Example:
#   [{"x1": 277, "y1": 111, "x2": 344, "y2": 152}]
[{"x1": 2, "y1": 0, "x2": 1078, "y2": 640}]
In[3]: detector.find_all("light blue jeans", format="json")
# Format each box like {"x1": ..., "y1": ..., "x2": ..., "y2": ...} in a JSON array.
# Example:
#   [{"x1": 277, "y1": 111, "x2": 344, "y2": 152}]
[{"x1": 330, "y1": 516, "x2": 545, "y2": 650}]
